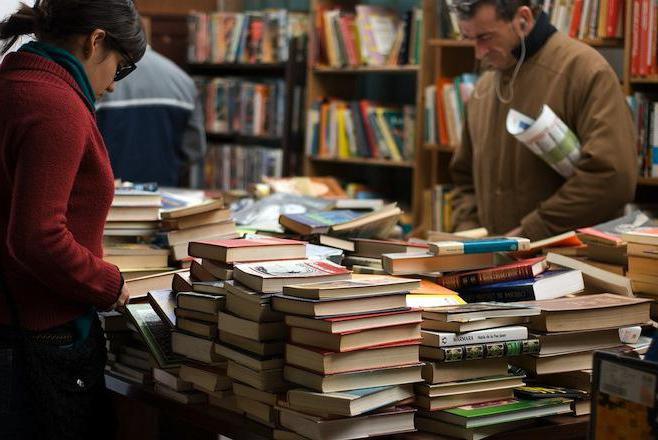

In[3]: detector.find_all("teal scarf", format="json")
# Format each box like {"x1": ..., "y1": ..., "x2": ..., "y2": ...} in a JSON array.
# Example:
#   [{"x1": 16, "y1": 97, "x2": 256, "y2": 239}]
[{"x1": 19, "y1": 41, "x2": 96, "y2": 109}]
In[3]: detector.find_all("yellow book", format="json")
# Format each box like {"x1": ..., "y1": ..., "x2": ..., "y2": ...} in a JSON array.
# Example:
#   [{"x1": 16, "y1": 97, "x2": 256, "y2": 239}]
[
  {"x1": 337, "y1": 105, "x2": 351, "y2": 158},
  {"x1": 597, "y1": 0, "x2": 608, "y2": 38}
]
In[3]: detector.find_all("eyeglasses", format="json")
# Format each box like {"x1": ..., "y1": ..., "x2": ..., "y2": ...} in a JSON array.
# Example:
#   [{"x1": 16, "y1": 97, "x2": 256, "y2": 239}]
[{"x1": 108, "y1": 36, "x2": 137, "y2": 81}]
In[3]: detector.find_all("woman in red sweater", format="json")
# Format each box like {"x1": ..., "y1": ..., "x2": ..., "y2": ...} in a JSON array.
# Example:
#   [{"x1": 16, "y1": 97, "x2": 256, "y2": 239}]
[{"x1": 0, "y1": 1, "x2": 145, "y2": 438}]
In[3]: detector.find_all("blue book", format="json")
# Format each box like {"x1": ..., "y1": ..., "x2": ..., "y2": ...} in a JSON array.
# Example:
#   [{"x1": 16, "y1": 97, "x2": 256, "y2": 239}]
[
  {"x1": 458, "y1": 270, "x2": 584, "y2": 303},
  {"x1": 429, "y1": 237, "x2": 530, "y2": 256}
]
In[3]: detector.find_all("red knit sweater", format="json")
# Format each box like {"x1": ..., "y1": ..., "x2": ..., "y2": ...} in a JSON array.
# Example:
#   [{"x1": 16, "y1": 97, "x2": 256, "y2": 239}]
[{"x1": 0, "y1": 52, "x2": 122, "y2": 331}]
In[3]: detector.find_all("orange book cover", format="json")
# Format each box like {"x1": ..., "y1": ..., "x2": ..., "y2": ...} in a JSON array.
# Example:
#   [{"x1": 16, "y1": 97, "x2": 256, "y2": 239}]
[{"x1": 435, "y1": 77, "x2": 452, "y2": 146}]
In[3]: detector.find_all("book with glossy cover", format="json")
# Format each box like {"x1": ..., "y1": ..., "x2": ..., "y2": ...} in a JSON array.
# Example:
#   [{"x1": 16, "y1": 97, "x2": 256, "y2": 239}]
[
  {"x1": 279, "y1": 210, "x2": 364, "y2": 234},
  {"x1": 421, "y1": 326, "x2": 528, "y2": 348}
]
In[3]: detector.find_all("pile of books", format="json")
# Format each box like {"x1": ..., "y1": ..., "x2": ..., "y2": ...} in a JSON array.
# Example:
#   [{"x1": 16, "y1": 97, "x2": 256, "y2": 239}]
[
  {"x1": 197, "y1": 77, "x2": 287, "y2": 138},
  {"x1": 344, "y1": 238, "x2": 428, "y2": 275},
  {"x1": 305, "y1": 99, "x2": 416, "y2": 162},
  {"x1": 187, "y1": 10, "x2": 308, "y2": 64},
  {"x1": 272, "y1": 275, "x2": 424, "y2": 439},
  {"x1": 104, "y1": 187, "x2": 167, "y2": 275},
  {"x1": 157, "y1": 198, "x2": 238, "y2": 263},
  {"x1": 424, "y1": 74, "x2": 477, "y2": 147},
  {"x1": 204, "y1": 144, "x2": 283, "y2": 192},
  {"x1": 313, "y1": 5, "x2": 423, "y2": 67},
  {"x1": 509, "y1": 294, "x2": 652, "y2": 414},
  {"x1": 190, "y1": 238, "x2": 307, "y2": 426},
  {"x1": 624, "y1": 227, "x2": 658, "y2": 297}
]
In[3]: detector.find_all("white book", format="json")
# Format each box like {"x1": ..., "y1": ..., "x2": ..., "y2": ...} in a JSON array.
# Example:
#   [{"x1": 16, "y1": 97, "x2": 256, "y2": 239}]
[{"x1": 421, "y1": 326, "x2": 528, "y2": 348}]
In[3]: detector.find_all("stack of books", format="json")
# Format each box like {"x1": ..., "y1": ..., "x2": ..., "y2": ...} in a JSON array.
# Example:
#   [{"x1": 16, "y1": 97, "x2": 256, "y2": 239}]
[
  {"x1": 197, "y1": 77, "x2": 287, "y2": 138},
  {"x1": 273, "y1": 275, "x2": 424, "y2": 439},
  {"x1": 424, "y1": 74, "x2": 477, "y2": 147},
  {"x1": 344, "y1": 238, "x2": 428, "y2": 275},
  {"x1": 104, "y1": 187, "x2": 166, "y2": 275},
  {"x1": 167, "y1": 276, "x2": 239, "y2": 409},
  {"x1": 623, "y1": 227, "x2": 658, "y2": 297},
  {"x1": 313, "y1": 5, "x2": 423, "y2": 67},
  {"x1": 187, "y1": 237, "x2": 300, "y2": 426},
  {"x1": 577, "y1": 211, "x2": 652, "y2": 275},
  {"x1": 187, "y1": 10, "x2": 308, "y2": 64},
  {"x1": 158, "y1": 198, "x2": 238, "y2": 263},
  {"x1": 305, "y1": 99, "x2": 416, "y2": 162},
  {"x1": 509, "y1": 294, "x2": 651, "y2": 412},
  {"x1": 204, "y1": 144, "x2": 283, "y2": 192},
  {"x1": 415, "y1": 302, "x2": 578, "y2": 437}
]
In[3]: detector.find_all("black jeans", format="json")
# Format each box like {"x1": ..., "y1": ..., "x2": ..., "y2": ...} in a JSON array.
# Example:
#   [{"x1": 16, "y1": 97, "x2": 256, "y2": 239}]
[{"x1": 0, "y1": 318, "x2": 117, "y2": 440}]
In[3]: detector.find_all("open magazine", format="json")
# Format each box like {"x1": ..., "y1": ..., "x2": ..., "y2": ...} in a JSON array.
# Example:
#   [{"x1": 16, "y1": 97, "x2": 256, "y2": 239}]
[{"x1": 506, "y1": 105, "x2": 581, "y2": 178}]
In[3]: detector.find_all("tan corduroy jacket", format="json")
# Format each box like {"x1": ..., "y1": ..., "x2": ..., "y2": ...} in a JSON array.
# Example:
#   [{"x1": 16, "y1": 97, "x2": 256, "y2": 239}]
[{"x1": 450, "y1": 31, "x2": 637, "y2": 240}]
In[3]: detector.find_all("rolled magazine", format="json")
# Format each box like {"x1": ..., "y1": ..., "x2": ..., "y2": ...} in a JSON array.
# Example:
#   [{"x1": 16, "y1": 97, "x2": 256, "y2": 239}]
[{"x1": 506, "y1": 105, "x2": 581, "y2": 178}]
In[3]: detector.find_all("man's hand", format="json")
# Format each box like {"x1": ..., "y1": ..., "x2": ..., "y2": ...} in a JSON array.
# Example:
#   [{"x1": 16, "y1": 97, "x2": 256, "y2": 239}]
[
  {"x1": 505, "y1": 226, "x2": 523, "y2": 237},
  {"x1": 112, "y1": 284, "x2": 131, "y2": 311}
]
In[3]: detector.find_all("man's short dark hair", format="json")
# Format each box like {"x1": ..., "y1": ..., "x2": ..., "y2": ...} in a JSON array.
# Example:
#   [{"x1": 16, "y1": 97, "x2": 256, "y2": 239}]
[{"x1": 451, "y1": 0, "x2": 538, "y2": 21}]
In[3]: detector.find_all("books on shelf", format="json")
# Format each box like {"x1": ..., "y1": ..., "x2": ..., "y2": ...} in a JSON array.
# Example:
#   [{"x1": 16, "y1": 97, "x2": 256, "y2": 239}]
[
  {"x1": 629, "y1": 94, "x2": 658, "y2": 177},
  {"x1": 305, "y1": 98, "x2": 416, "y2": 161},
  {"x1": 197, "y1": 77, "x2": 286, "y2": 137},
  {"x1": 424, "y1": 73, "x2": 477, "y2": 147},
  {"x1": 204, "y1": 144, "x2": 283, "y2": 191},
  {"x1": 313, "y1": 5, "x2": 422, "y2": 67},
  {"x1": 544, "y1": 0, "x2": 623, "y2": 40},
  {"x1": 187, "y1": 10, "x2": 308, "y2": 64},
  {"x1": 630, "y1": 0, "x2": 657, "y2": 77}
]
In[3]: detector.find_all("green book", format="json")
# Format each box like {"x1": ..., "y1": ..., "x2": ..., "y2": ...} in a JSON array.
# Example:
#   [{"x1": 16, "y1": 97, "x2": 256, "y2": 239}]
[
  {"x1": 124, "y1": 303, "x2": 185, "y2": 369},
  {"x1": 431, "y1": 397, "x2": 572, "y2": 428}
]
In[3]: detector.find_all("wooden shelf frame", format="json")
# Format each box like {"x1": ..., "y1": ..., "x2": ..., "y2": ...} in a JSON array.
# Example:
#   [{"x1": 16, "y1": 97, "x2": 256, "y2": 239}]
[
  {"x1": 308, "y1": 156, "x2": 415, "y2": 168},
  {"x1": 312, "y1": 65, "x2": 420, "y2": 74}
]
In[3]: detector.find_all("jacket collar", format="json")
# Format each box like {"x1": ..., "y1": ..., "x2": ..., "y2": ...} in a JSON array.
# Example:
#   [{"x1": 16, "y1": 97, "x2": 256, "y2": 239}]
[{"x1": 511, "y1": 12, "x2": 557, "y2": 60}]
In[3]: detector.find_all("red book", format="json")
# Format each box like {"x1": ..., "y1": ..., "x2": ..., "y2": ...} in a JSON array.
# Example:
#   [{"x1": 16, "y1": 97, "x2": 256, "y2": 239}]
[
  {"x1": 435, "y1": 257, "x2": 549, "y2": 290},
  {"x1": 632, "y1": 0, "x2": 641, "y2": 76},
  {"x1": 358, "y1": 100, "x2": 380, "y2": 158},
  {"x1": 606, "y1": 0, "x2": 621, "y2": 37},
  {"x1": 640, "y1": 0, "x2": 650, "y2": 76},
  {"x1": 338, "y1": 13, "x2": 359, "y2": 66},
  {"x1": 570, "y1": 0, "x2": 585, "y2": 38},
  {"x1": 188, "y1": 237, "x2": 306, "y2": 263}
]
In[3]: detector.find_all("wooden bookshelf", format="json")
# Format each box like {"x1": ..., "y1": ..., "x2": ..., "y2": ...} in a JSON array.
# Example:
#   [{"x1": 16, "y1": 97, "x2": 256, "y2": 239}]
[
  {"x1": 629, "y1": 76, "x2": 658, "y2": 84},
  {"x1": 428, "y1": 38, "x2": 474, "y2": 48},
  {"x1": 638, "y1": 177, "x2": 658, "y2": 186},
  {"x1": 304, "y1": 0, "x2": 422, "y2": 216},
  {"x1": 312, "y1": 65, "x2": 420, "y2": 74},
  {"x1": 424, "y1": 143, "x2": 458, "y2": 152},
  {"x1": 309, "y1": 156, "x2": 414, "y2": 168},
  {"x1": 188, "y1": 38, "x2": 307, "y2": 177}
]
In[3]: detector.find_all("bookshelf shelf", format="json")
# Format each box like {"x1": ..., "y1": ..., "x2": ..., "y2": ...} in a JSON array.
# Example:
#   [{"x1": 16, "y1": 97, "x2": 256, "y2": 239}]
[
  {"x1": 206, "y1": 132, "x2": 283, "y2": 148},
  {"x1": 187, "y1": 62, "x2": 287, "y2": 76},
  {"x1": 428, "y1": 38, "x2": 474, "y2": 48},
  {"x1": 308, "y1": 156, "x2": 415, "y2": 169},
  {"x1": 630, "y1": 76, "x2": 658, "y2": 84},
  {"x1": 638, "y1": 177, "x2": 658, "y2": 186},
  {"x1": 424, "y1": 143, "x2": 457, "y2": 152},
  {"x1": 312, "y1": 65, "x2": 420, "y2": 74},
  {"x1": 581, "y1": 38, "x2": 624, "y2": 47}
]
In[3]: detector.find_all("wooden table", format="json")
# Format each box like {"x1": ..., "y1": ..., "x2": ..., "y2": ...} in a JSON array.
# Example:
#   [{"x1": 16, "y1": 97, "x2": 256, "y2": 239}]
[{"x1": 107, "y1": 374, "x2": 589, "y2": 440}]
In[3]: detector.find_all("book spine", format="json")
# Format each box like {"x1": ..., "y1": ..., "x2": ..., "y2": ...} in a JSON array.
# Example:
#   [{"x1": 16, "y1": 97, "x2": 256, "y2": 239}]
[
  {"x1": 458, "y1": 288, "x2": 536, "y2": 303},
  {"x1": 435, "y1": 326, "x2": 529, "y2": 347},
  {"x1": 437, "y1": 338, "x2": 541, "y2": 362},
  {"x1": 439, "y1": 265, "x2": 536, "y2": 290},
  {"x1": 430, "y1": 238, "x2": 530, "y2": 255}
]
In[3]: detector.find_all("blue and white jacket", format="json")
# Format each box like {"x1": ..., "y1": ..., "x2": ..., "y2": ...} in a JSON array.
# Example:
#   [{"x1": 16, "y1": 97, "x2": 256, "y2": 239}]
[{"x1": 96, "y1": 47, "x2": 206, "y2": 187}]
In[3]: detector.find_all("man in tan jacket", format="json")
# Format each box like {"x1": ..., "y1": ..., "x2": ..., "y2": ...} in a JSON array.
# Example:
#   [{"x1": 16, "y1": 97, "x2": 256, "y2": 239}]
[{"x1": 449, "y1": 0, "x2": 637, "y2": 240}]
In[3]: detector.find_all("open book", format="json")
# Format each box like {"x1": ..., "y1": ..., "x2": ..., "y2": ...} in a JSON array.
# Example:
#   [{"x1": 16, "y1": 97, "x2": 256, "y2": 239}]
[{"x1": 506, "y1": 105, "x2": 581, "y2": 178}]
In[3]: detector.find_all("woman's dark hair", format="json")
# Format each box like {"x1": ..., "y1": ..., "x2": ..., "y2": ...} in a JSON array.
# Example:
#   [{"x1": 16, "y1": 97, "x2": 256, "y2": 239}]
[{"x1": 0, "y1": 0, "x2": 147, "y2": 61}]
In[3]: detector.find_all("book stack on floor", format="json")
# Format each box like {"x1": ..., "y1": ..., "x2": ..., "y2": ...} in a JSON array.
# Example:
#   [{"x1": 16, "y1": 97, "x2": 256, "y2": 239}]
[
  {"x1": 577, "y1": 211, "x2": 653, "y2": 276},
  {"x1": 189, "y1": 237, "x2": 304, "y2": 426},
  {"x1": 272, "y1": 275, "x2": 424, "y2": 439},
  {"x1": 623, "y1": 227, "x2": 658, "y2": 299},
  {"x1": 509, "y1": 294, "x2": 652, "y2": 415},
  {"x1": 416, "y1": 303, "x2": 553, "y2": 438},
  {"x1": 158, "y1": 198, "x2": 239, "y2": 264}
]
